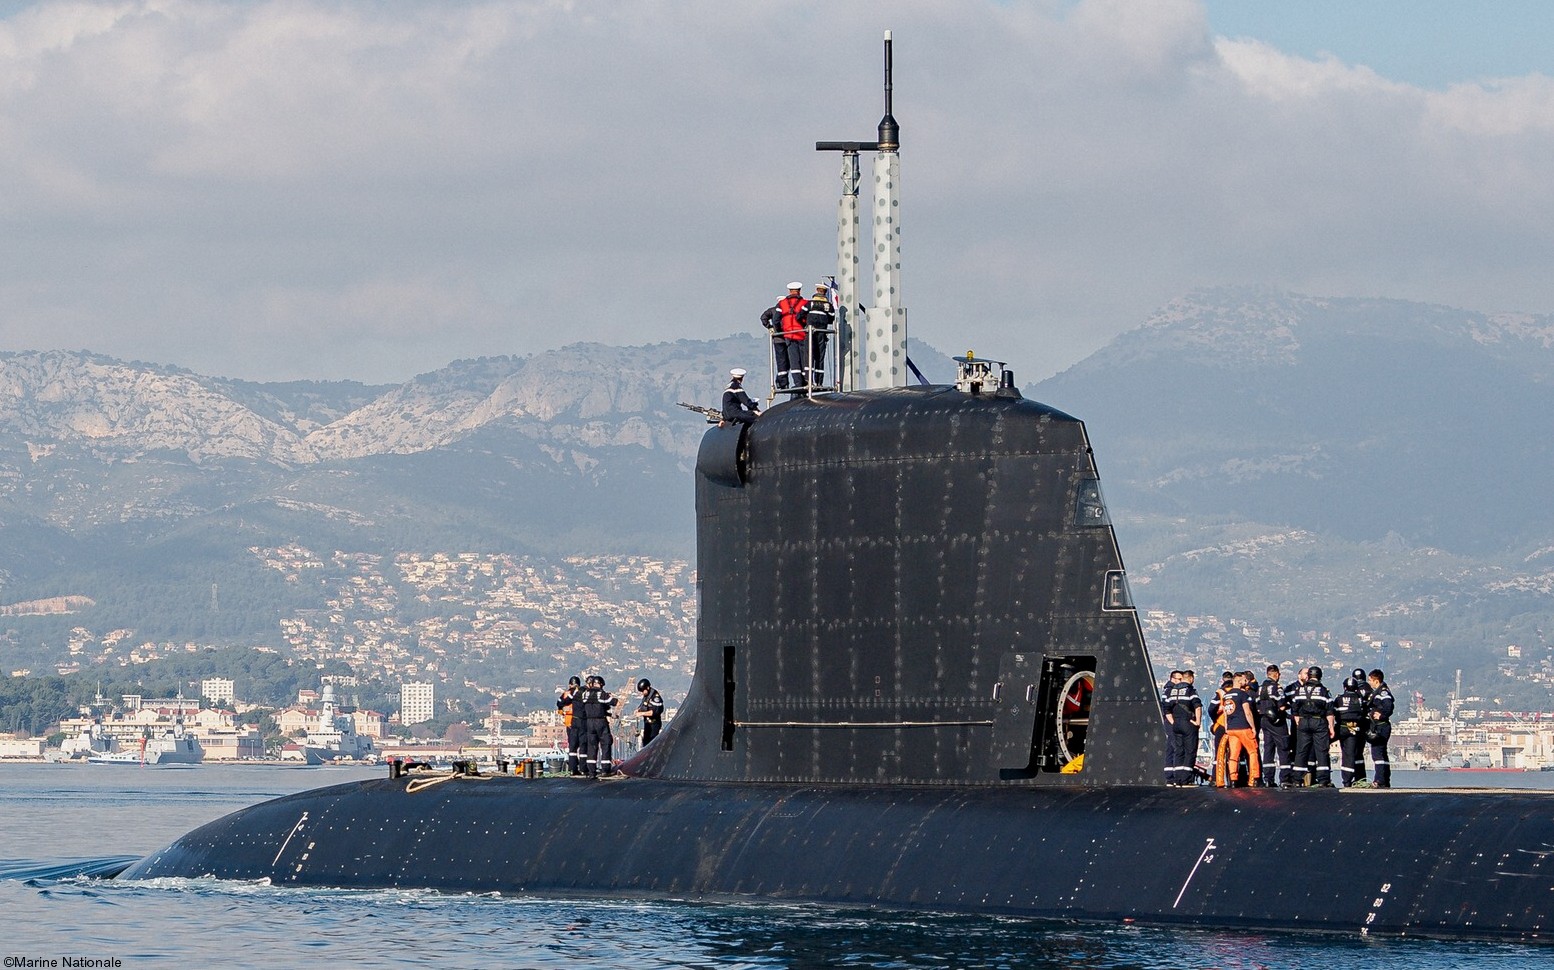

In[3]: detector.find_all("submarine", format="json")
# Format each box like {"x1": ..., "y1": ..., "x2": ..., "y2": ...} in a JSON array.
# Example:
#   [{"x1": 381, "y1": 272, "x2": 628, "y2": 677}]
[{"x1": 121, "y1": 36, "x2": 1554, "y2": 943}]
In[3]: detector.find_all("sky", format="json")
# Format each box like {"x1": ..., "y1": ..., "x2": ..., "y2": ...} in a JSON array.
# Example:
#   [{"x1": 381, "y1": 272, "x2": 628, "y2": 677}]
[{"x1": 4, "y1": 0, "x2": 1554, "y2": 384}]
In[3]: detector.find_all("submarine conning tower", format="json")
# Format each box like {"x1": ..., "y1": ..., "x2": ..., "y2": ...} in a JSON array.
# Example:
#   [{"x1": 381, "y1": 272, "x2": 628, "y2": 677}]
[
  {"x1": 629, "y1": 378, "x2": 1165, "y2": 787},
  {"x1": 630, "y1": 31, "x2": 1162, "y2": 788}
]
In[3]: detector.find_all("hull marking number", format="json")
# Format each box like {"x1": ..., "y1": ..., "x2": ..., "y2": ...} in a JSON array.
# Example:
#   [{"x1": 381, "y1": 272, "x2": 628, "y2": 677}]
[
  {"x1": 1360, "y1": 881, "x2": 1392, "y2": 936},
  {"x1": 1173, "y1": 837, "x2": 1217, "y2": 909},
  {"x1": 272, "y1": 811, "x2": 310, "y2": 868}
]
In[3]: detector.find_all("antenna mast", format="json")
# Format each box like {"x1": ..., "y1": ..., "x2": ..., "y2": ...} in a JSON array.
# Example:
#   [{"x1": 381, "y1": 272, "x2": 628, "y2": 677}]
[{"x1": 816, "y1": 31, "x2": 906, "y2": 391}]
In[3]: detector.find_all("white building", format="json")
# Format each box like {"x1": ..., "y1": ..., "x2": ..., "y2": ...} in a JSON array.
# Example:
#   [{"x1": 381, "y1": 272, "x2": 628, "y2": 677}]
[
  {"x1": 201, "y1": 677, "x2": 236, "y2": 706},
  {"x1": 401, "y1": 682, "x2": 435, "y2": 725},
  {"x1": 0, "y1": 737, "x2": 45, "y2": 758}
]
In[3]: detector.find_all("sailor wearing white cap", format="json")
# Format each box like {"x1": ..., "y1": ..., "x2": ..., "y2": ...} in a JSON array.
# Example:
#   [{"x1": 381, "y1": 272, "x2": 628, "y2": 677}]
[
  {"x1": 768, "y1": 282, "x2": 810, "y2": 389},
  {"x1": 722, "y1": 367, "x2": 761, "y2": 426},
  {"x1": 804, "y1": 283, "x2": 835, "y2": 386}
]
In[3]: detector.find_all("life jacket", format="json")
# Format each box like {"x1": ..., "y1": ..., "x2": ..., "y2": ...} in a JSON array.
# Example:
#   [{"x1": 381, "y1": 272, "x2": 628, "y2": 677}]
[
  {"x1": 1164, "y1": 683, "x2": 1194, "y2": 723},
  {"x1": 1334, "y1": 689, "x2": 1367, "y2": 724},
  {"x1": 557, "y1": 688, "x2": 576, "y2": 728},
  {"x1": 1257, "y1": 680, "x2": 1286, "y2": 724},
  {"x1": 1292, "y1": 683, "x2": 1330, "y2": 719},
  {"x1": 777, "y1": 295, "x2": 808, "y2": 340},
  {"x1": 1211, "y1": 687, "x2": 1231, "y2": 731},
  {"x1": 578, "y1": 687, "x2": 615, "y2": 721}
]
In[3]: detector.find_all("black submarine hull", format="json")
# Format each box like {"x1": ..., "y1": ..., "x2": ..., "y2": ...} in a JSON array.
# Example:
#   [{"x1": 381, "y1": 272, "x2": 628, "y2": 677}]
[
  {"x1": 118, "y1": 389, "x2": 1554, "y2": 939},
  {"x1": 116, "y1": 390, "x2": 1554, "y2": 939},
  {"x1": 121, "y1": 776, "x2": 1554, "y2": 941}
]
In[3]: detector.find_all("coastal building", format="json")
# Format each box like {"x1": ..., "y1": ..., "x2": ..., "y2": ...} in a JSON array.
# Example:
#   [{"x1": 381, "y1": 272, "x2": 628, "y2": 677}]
[
  {"x1": 351, "y1": 709, "x2": 389, "y2": 738},
  {"x1": 190, "y1": 708, "x2": 237, "y2": 731},
  {"x1": 201, "y1": 677, "x2": 235, "y2": 705},
  {"x1": 274, "y1": 707, "x2": 314, "y2": 736},
  {"x1": 1390, "y1": 709, "x2": 1554, "y2": 769},
  {"x1": 401, "y1": 681, "x2": 434, "y2": 725},
  {"x1": 526, "y1": 718, "x2": 566, "y2": 748},
  {"x1": 0, "y1": 737, "x2": 46, "y2": 758},
  {"x1": 195, "y1": 726, "x2": 265, "y2": 760}
]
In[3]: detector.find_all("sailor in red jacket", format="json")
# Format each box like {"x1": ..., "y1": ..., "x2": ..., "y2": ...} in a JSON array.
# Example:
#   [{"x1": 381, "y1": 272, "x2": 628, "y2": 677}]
[{"x1": 770, "y1": 281, "x2": 809, "y2": 389}]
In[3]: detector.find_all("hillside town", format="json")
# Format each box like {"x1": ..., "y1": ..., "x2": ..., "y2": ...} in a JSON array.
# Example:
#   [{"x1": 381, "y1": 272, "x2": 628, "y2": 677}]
[
  {"x1": 267, "y1": 546, "x2": 696, "y2": 698},
  {"x1": 3, "y1": 541, "x2": 1551, "y2": 769},
  {"x1": 5, "y1": 591, "x2": 1554, "y2": 769},
  {"x1": 23, "y1": 548, "x2": 698, "y2": 702}
]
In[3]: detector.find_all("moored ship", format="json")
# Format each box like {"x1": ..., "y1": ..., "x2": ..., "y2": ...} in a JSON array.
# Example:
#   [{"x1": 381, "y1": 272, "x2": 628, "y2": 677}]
[
  {"x1": 88, "y1": 712, "x2": 204, "y2": 766},
  {"x1": 299, "y1": 684, "x2": 375, "y2": 764},
  {"x1": 53, "y1": 719, "x2": 122, "y2": 762}
]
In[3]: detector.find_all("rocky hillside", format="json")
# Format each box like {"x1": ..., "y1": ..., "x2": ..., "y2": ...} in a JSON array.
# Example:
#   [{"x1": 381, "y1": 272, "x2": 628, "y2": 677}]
[
  {"x1": 1034, "y1": 288, "x2": 1554, "y2": 702},
  {"x1": 0, "y1": 342, "x2": 737, "y2": 468},
  {"x1": 0, "y1": 338, "x2": 768, "y2": 563},
  {"x1": 1038, "y1": 288, "x2": 1554, "y2": 556}
]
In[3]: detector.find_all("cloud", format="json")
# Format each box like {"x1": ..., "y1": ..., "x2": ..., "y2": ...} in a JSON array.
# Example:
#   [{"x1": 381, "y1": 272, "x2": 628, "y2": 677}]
[{"x1": 0, "y1": 0, "x2": 1552, "y2": 383}]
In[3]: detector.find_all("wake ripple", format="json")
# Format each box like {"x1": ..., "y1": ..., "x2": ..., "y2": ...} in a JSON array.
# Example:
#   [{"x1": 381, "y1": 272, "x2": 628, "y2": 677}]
[{"x1": 0, "y1": 856, "x2": 141, "y2": 880}]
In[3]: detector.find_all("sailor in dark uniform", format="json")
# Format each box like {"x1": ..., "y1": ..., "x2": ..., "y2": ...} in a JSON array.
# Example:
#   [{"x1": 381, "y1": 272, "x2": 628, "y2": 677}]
[
  {"x1": 1290, "y1": 666, "x2": 1336, "y2": 787},
  {"x1": 636, "y1": 678, "x2": 665, "y2": 746},
  {"x1": 1257, "y1": 665, "x2": 1290, "y2": 788},
  {"x1": 721, "y1": 369, "x2": 761, "y2": 426},
  {"x1": 1282, "y1": 666, "x2": 1306, "y2": 782},
  {"x1": 1367, "y1": 669, "x2": 1395, "y2": 788},
  {"x1": 1160, "y1": 670, "x2": 1179, "y2": 781},
  {"x1": 1332, "y1": 677, "x2": 1370, "y2": 787},
  {"x1": 1162, "y1": 671, "x2": 1201, "y2": 786},
  {"x1": 576, "y1": 675, "x2": 619, "y2": 778},
  {"x1": 557, "y1": 675, "x2": 583, "y2": 775},
  {"x1": 804, "y1": 285, "x2": 835, "y2": 386}
]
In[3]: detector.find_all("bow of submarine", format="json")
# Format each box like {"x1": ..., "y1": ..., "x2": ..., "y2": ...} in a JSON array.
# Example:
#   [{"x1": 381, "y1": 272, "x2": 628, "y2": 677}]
[{"x1": 119, "y1": 388, "x2": 1554, "y2": 942}]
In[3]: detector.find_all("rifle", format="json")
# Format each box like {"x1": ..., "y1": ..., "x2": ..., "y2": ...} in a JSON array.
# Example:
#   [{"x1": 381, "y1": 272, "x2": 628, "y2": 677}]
[{"x1": 676, "y1": 402, "x2": 722, "y2": 424}]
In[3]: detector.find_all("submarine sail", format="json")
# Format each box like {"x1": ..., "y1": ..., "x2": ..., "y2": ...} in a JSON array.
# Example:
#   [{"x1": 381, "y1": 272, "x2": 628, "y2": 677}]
[{"x1": 637, "y1": 385, "x2": 1163, "y2": 788}]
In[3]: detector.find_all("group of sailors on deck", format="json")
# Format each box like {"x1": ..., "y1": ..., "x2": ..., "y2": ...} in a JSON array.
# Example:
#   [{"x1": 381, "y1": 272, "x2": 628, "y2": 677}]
[
  {"x1": 1161, "y1": 665, "x2": 1395, "y2": 789},
  {"x1": 555, "y1": 676, "x2": 665, "y2": 779},
  {"x1": 719, "y1": 279, "x2": 843, "y2": 428}
]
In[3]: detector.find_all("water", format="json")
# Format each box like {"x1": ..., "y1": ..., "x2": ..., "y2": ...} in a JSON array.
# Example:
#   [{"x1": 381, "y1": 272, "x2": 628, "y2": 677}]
[{"x1": 3, "y1": 764, "x2": 1552, "y2": 969}]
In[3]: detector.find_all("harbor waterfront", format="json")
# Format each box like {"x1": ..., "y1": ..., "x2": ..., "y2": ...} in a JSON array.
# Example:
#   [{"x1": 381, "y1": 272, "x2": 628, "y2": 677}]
[{"x1": 2, "y1": 764, "x2": 1553, "y2": 970}]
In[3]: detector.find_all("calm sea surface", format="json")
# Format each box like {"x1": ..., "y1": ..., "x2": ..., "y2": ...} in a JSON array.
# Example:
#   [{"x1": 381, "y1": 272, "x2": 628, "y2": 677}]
[{"x1": 3, "y1": 764, "x2": 1553, "y2": 969}]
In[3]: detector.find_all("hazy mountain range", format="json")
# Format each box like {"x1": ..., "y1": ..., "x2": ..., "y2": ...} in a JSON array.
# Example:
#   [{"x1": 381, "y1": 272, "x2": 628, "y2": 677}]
[
  {"x1": 1037, "y1": 288, "x2": 1554, "y2": 703},
  {"x1": 0, "y1": 338, "x2": 757, "y2": 571},
  {"x1": 1, "y1": 289, "x2": 1551, "y2": 708}
]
